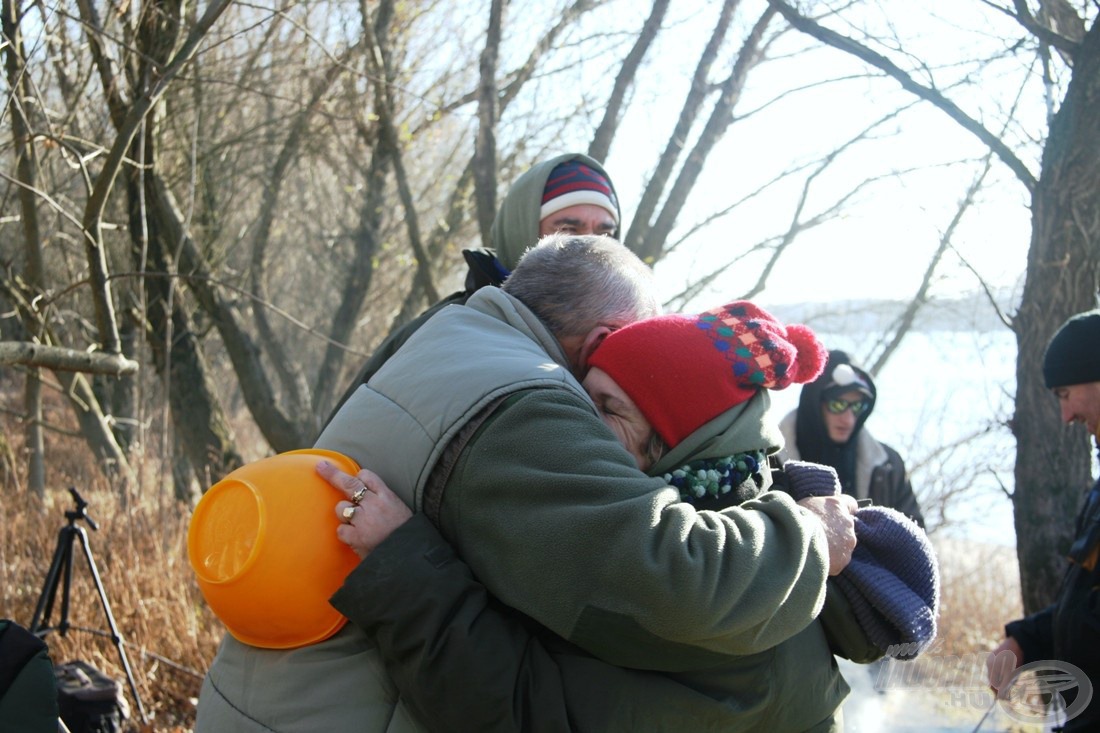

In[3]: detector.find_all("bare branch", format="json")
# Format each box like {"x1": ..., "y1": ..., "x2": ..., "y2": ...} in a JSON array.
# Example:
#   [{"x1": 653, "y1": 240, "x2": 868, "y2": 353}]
[
  {"x1": 868, "y1": 154, "x2": 995, "y2": 375},
  {"x1": 74, "y1": 0, "x2": 233, "y2": 355},
  {"x1": 0, "y1": 342, "x2": 139, "y2": 374},
  {"x1": 766, "y1": 0, "x2": 1038, "y2": 194},
  {"x1": 248, "y1": 40, "x2": 364, "y2": 416},
  {"x1": 362, "y1": 0, "x2": 439, "y2": 304},
  {"x1": 474, "y1": 0, "x2": 504, "y2": 248},
  {"x1": 639, "y1": 5, "x2": 778, "y2": 263}
]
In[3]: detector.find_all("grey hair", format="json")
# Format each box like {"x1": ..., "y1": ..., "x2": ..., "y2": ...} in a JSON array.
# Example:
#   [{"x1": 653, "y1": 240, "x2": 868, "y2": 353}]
[{"x1": 501, "y1": 234, "x2": 660, "y2": 338}]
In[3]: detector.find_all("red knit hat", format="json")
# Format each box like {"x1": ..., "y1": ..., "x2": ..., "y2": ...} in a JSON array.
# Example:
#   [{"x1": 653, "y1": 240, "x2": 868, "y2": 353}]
[{"x1": 587, "y1": 301, "x2": 827, "y2": 448}]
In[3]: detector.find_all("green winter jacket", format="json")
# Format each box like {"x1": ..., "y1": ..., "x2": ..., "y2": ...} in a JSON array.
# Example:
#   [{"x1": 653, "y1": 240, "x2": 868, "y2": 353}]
[
  {"x1": 319, "y1": 287, "x2": 830, "y2": 661},
  {"x1": 330, "y1": 288, "x2": 844, "y2": 728},
  {"x1": 196, "y1": 286, "x2": 841, "y2": 732},
  {"x1": 329, "y1": 370, "x2": 853, "y2": 731}
]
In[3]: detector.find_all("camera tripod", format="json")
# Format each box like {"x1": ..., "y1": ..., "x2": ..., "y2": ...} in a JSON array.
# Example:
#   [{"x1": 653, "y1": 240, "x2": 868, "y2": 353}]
[{"x1": 30, "y1": 487, "x2": 147, "y2": 724}]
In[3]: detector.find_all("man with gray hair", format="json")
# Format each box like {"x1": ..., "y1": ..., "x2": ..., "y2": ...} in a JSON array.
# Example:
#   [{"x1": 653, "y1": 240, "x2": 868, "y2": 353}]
[{"x1": 196, "y1": 234, "x2": 857, "y2": 731}]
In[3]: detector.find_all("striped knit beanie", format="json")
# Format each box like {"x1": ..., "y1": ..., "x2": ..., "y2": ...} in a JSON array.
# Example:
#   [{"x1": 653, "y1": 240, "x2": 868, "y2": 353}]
[
  {"x1": 587, "y1": 301, "x2": 827, "y2": 449},
  {"x1": 540, "y1": 160, "x2": 619, "y2": 223}
]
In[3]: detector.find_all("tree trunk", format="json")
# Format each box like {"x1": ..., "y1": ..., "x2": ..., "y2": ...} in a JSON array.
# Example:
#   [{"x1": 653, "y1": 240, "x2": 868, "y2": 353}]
[
  {"x1": 311, "y1": 147, "x2": 387, "y2": 422},
  {"x1": 55, "y1": 371, "x2": 135, "y2": 487},
  {"x1": 149, "y1": 173, "x2": 305, "y2": 453},
  {"x1": 588, "y1": 0, "x2": 670, "y2": 164},
  {"x1": 141, "y1": 171, "x2": 244, "y2": 485},
  {"x1": 637, "y1": 6, "x2": 775, "y2": 264},
  {"x1": 1012, "y1": 16, "x2": 1100, "y2": 615},
  {"x1": 474, "y1": 0, "x2": 504, "y2": 249},
  {"x1": 3, "y1": 0, "x2": 46, "y2": 496},
  {"x1": 142, "y1": 267, "x2": 244, "y2": 486},
  {"x1": 625, "y1": 0, "x2": 738, "y2": 260}
]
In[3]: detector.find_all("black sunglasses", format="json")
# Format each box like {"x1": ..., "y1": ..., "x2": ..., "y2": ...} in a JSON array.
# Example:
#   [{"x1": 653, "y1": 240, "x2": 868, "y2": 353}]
[{"x1": 825, "y1": 398, "x2": 871, "y2": 416}]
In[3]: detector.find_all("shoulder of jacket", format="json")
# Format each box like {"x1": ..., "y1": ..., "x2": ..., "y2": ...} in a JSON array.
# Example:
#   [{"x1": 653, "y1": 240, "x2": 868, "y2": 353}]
[{"x1": 852, "y1": 426, "x2": 886, "y2": 464}]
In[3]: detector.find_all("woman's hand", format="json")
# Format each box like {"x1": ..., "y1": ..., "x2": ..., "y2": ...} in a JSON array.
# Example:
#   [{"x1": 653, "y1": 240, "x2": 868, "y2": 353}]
[{"x1": 317, "y1": 460, "x2": 413, "y2": 559}]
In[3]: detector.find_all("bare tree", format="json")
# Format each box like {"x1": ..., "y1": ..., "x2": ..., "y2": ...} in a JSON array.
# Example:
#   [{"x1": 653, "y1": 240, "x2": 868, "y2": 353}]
[
  {"x1": 766, "y1": 0, "x2": 1100, "y2": 614},
  {"x1": 3, "y1": 0, "x2": 1067, "y2": 533},
  {"x1": 2, "y1": 0, "x2": 46, "y2": 495},
  {"x1": 637, "y1": 7, "x2": 784, "y2": 267}
]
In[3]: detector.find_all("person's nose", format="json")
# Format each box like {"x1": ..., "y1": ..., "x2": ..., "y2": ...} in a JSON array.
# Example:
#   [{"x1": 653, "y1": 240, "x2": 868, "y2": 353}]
[{"x1": 1060, "y1": 402, "x2": 1076, "y2": 424}]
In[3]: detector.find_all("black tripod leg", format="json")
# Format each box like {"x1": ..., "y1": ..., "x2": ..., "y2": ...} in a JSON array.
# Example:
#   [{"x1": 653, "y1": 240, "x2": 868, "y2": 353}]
[
  {"x1": 74, "y1": 527, "x2": 148, "y2": 724},
  {"x1": 29, "y1": 526, "x2": 74, "y2": 634}
]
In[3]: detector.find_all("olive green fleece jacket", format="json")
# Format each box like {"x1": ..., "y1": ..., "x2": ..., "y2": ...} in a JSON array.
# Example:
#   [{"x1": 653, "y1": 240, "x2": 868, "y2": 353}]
[
  {"x1": 333, "y1": 514, "x2": 847, "y2": 733},
  {"x1": 328, "y1": 388, "x2": 851, "y2": 731},
  {"x1": 322, "y1": 153, "x2": 620, "y2": 427}
]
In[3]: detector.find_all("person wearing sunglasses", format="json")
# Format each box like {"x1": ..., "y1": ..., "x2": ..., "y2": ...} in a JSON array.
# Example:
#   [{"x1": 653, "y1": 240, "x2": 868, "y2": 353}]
[{"x1": 779, "y1": 350, "x2": 925, "y2": 528}]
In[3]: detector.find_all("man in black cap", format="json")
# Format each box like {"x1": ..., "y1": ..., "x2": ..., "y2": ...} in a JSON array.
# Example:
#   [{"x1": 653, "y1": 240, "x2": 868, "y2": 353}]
[{"x1": 988, "y1": 307, "x2": 1100, "y2": 732}]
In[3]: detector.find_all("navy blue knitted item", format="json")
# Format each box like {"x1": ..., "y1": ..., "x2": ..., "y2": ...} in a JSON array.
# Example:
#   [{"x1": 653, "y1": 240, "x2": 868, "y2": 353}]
[
  {"x1": 833, "y1": 507, "x2": 939, "y2": 659},
  {"x1": 782, "y1": 460, "x2": 841, "y2": 499},
  {"x1": 779, "y1": 460, "x2": 939, "y2": 659}
]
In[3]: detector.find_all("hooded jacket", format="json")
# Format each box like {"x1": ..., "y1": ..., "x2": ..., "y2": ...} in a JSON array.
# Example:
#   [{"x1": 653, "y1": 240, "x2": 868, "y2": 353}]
[
  {"x1": 779, "y1": 350, "x2": 924, "y2": 527},
  {"x1": 322, "y1": 153, "x2": 620, "y2": 426}
]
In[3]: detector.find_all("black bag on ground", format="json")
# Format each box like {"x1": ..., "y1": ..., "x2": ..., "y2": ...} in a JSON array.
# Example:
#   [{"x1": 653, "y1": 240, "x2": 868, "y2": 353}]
[{"x1": 55, "y1": 660, "x2": 128, "y2": 733}]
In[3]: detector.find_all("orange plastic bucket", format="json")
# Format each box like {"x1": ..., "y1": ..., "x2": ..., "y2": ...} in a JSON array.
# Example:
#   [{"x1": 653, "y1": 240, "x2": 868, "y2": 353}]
[{"x1": 187, "y1": 449, "x2": 361, "y2": 649}]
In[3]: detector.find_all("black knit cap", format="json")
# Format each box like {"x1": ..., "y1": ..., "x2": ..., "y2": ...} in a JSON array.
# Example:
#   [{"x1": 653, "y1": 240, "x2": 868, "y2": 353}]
[{"x1": 1043, "y1": 308, "x2": 1100, "y2": 389}]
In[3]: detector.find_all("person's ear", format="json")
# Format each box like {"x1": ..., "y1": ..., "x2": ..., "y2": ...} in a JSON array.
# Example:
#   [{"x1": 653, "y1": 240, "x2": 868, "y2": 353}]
[{"x1": 576, "y1": 326, "x2": 614, "y2": 376}]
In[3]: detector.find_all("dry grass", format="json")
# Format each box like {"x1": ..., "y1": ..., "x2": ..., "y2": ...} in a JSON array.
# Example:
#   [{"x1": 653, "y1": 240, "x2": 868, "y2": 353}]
[
  {"x1": 1, "y1": 417, "x2": 1028, "y2": 732},
  {"x1": 932, "y1": 535, "x2": 1024, "y2": 658},
  {"x1": 1, "y1": 411, "x2": 227, "y2": 731}
]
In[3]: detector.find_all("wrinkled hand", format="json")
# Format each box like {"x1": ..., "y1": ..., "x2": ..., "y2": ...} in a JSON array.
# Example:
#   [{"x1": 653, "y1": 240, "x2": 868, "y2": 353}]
[
  {"x1": 317, "y1": 460, "x2": 413, "y2": 559},
  {"x1": 987, "y1": 636, "x2": 1022, "y2": 696},
  {"x1": 797, "y1": 494, "x2": 858, "y2": 575}
]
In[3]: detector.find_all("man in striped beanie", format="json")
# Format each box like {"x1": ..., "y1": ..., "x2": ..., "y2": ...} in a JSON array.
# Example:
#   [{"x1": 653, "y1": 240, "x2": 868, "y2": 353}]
[
  {"x1": 325, "y1": 153, "x2": 621, "y2": 425},
  {"x1": 535, "y1": 158, "x2": 618, "y2": 238}
]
